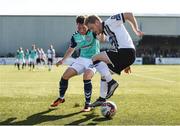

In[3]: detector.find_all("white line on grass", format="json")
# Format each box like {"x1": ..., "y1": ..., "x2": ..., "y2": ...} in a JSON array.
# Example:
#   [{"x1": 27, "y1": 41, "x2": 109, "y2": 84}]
[
  {"x1": 132, "y1": 73, "x2": 176, "y2": 83},
  {"x1": 1, "y1": 81, "x2": 57, "y2": 84}
]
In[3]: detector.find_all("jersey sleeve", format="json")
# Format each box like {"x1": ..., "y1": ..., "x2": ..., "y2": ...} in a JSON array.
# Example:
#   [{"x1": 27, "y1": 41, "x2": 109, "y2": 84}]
[
  {"x1": 69, "y1": 36, "x2": 77, "y2": 48},
  {"x1": 107, "y1": 13, "x2": 125, "y2": 26}
]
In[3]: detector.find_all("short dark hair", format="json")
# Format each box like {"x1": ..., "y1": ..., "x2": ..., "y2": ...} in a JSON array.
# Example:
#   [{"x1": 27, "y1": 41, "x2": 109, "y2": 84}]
[
  {"x1": 85, "y1": 15, "x2": 102, "y2": 25},
  {"x1": 76, "y1": 16, "x2": 86, "y2": 24}
]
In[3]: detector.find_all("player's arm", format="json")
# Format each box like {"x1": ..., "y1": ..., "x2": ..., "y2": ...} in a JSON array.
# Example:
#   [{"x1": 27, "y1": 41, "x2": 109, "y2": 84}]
[
  {"x1": 56, "y1": 47, "x2": 75, "y2": 67},
  {"x1": 56, "y1": 37, "x2": 76, "y2": 67},
  {"x1": 123, "y1": 12, "x2": 144, "y2": 37}
]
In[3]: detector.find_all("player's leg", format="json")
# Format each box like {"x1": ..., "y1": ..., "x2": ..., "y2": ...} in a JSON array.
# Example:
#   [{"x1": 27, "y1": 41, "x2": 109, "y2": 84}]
[
  {"x1": 92, "y1": 52, "x2": 119, "y2": 99},
  {"x1": 51, "y1": 62, "x2": 84, "y2": 107},
  {"x1": 51, "y1": 67, "x2": 77, "y2": 107},
  {"x1": 24, "y1": 59, "x2": 26, "y2": 68},
  {"x1": 17, "y1": 59, "x2": 20, "y2": 70},
  {"x1": 22, "y1": 59, "x2": 25, "y2": 69},
  {"x1": 82, "y1": 68, "x2": 95, "y2": 112},
  {"x1": 49, "y1": 59, "x2": 53, "y2": 71},
  {"x1": 29, "y1": 61, "x2": 32, "y2": 70},
  {"x1": 90, "y1": 77, "x2": 107, "y2": 107},
  {"x1": 32, "y1": 59, "x2": 36, "y2": 69},
  {"x1": 48, "y1": 58, "x2": 52, "y2": 71},
  {"x1": 59, "y1": 67, "x2": 78, "y2": 98}
]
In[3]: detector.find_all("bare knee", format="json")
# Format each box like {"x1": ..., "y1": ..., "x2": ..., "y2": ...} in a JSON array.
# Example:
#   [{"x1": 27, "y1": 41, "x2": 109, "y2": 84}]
[
  {"x1": 92, "y1": 52, "x2": 110, "y2": 64},
  {"x1": 62, "y1": 68, "x2": 77, "y2": 80},
  {"x1": 83, "y1": 70, "x2": 94, "y2": 80}
]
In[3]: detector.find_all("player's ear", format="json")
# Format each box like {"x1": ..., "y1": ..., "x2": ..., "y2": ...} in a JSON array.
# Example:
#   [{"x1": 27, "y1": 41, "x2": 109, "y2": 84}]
[{"x1": 95, "y1": 20, "x2": 100, "y2": 26}]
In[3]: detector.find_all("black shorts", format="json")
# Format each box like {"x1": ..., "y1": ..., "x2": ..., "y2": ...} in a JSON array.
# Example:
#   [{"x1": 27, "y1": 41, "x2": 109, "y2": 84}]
[
  {"x1": 36, "y1": 58, "x2": 41, "y2": 64},
  {"x1": 48, "y1": 58, "x2": 53, "y2": 65},
  {"x1": 106, "y1": 48, "x2": 136, "y2": 75}
]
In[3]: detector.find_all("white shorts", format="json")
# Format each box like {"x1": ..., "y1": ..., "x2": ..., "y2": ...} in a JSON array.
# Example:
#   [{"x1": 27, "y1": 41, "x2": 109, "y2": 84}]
[
  {"x1": 69, "y1": 57, "x2": 96, "y2": 75},
  {"x1": 18, "y1": 59, "x2": 25, "y2": 64},
  {"x1": 30, "y1": 58, "x2": 36, "y2": 64},
  {"x1": 25, "y1": 58, "x2": 30, "y2": 64}
]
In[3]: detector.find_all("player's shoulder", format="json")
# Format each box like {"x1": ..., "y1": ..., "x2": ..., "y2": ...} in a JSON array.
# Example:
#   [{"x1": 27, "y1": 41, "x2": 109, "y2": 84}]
[
  {"x1": 86, "y1": 30, "x2": 97, "y2": 38},
  {"x1": 86, "y1": 30, "x2": 93, "y2": 35},
  {"x1": 105, "y1": 13, "x2": 124, "y2": 25},
  {"x1": 72, "y1": 31, "x2": 80, "y2": 37}
]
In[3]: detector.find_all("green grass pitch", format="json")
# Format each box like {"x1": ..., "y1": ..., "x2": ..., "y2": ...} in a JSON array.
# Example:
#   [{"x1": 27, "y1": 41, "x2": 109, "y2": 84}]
[{"x1": 0, "y1": 65, "x2": 180, "y2": 125}]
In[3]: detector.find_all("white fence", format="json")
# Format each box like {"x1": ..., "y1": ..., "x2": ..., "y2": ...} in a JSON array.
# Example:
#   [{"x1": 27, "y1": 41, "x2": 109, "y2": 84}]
[
  {"x1": 0, "y1": 57, "x2": 75, "y2": 65},
  {"x1": 155, "y1": 58, "x2": 180, "y2": 65},
  {"x1": 0, "y1": 57, "x2": 180, "y2": 65}
]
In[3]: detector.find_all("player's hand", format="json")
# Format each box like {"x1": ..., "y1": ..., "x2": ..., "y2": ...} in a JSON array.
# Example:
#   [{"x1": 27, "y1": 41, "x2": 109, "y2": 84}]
[
  {"x1": 135, "y1": 30, "x2": 144, "y2": 37},
  {"x1": 56, "y1": 60, "x2": 63, "y2": 67},
  {"x1": 124, "y1": 66, "x2": 131, "y2": 74}
]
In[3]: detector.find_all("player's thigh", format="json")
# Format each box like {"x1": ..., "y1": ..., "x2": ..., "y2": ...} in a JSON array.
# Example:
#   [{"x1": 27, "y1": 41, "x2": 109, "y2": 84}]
[
  {"x1": 62, "y1": 67, "x2": 78, "y2": 80},
  {"x1": 92, "y1": 51, "x2": 111, "y2": 64},
  {"x1": 83, "y1": 68, "x2": 95, "y2": 80},
  {"x1": 69, "y1": 61, "x2": 86, "y2": 75}
]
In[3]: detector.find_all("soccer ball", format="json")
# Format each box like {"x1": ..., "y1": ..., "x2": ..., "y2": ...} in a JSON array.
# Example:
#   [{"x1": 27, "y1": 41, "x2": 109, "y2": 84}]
[{"x1": 100, "y1": 101, "x2": 117, "y2": 118}]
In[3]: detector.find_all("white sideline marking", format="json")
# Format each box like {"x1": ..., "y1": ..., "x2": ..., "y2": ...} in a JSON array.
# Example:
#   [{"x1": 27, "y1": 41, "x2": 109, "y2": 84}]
[
  {"x1": 132, "y1": 73, "x2": 176, "y2": 83},
  {"x1": 1, "y1": 81, "x2": 57, "y2": 84}
]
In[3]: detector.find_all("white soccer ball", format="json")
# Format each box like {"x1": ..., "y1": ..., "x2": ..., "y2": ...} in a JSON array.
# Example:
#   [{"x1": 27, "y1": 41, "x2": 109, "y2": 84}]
[{"x1": 100, "y1": 101, "x2": 117, "y2": 118}]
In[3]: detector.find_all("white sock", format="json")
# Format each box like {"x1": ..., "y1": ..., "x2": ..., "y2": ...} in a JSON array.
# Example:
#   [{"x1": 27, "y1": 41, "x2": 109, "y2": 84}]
[
  {"x1": 100, "y1": 79, "x2": 107, "y2": 99},
  {"x1": 95, "y1": 61, "x2": 112, "y2": 82},
  {"x1": 48, "y1": 65, "x2": 51, "y2": 70}
]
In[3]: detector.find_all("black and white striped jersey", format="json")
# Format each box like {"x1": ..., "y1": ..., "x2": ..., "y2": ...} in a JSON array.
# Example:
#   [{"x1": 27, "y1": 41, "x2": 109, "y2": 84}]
[{"x1": 103, "y1": 13, "x2": 135, "y2": 49}]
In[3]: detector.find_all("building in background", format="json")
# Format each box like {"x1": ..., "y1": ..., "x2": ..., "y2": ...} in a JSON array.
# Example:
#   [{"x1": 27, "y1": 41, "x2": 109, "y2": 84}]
[{"x1": 0, "y1": 14, "x2": 180, "y2": 58}]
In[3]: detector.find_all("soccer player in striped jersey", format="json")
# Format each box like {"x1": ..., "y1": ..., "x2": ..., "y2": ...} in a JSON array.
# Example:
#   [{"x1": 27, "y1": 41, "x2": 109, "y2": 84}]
[
  {"x1": 85, "y1": 12, "x2": 144, "y2": 107},
  {"x1": 47, "y1": 45, "x2": 55, "y2": 71},
  {"x1": 50, "y1": 16, "x2": 101, "y2": 112}
]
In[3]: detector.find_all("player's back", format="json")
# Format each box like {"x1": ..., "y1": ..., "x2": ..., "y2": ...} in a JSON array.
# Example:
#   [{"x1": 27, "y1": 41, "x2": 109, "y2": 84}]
[{"x1": 104, "y1": 13, "x2": 134, "y2": 49}]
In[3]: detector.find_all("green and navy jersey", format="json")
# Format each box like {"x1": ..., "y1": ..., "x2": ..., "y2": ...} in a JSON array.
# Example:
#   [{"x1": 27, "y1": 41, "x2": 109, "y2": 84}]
[
  {"x1": 16, "y1": 50, "x2": 20, "y2": 59},
  {"x1": 70, "y1": 30, "x2": 100, "y2": 59},
  {"x1": 30, "y1": 49, "x2": 37, "y2": 59},
  {"x1": 18, "y1": 50, "x2": 24, "y2": 60},
  {"x1": 25, "y1": 51, "x2": 30, "y2": 59}
]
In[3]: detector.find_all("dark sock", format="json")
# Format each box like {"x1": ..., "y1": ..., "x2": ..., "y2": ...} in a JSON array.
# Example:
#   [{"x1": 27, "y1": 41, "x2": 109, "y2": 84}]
[
  {"x1": 59, "y1": 77, "x2": 68, "y2": 98},
  {"x1": 17, "y1": 64, "x2": 20, "y2": 70},
  {"x1": 83, "y1": 80, "x2": 92, "y2": 104}
]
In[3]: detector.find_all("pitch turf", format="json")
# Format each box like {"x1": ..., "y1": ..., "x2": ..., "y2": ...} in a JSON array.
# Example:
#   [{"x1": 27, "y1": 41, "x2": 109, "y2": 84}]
[{"x1": 0, "y1": 65, "x2": 180, "y2": 125}]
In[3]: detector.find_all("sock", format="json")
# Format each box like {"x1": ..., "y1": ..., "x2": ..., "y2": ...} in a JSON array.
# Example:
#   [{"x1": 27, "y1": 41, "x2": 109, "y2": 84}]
[
  {"x1": 83, "y1": 80, "x2": 92, "y2": 104},
  {"x1": 29, "y1": 63, "x2": 32, "y2": 68},
  {"x1": 49, "y1": 65, "x2": 52, "y2": 70},
  {"x1": 22, "y1": 63, "x2": 24, "y2": 69},
  {"x1": 93, "y1": 61, "x2": 112, "y2": 82},
  {"x1": 100, "y1": 78, "x2": 108, "y2": 99},
  {"x1": 17, "y1": 63, "x2": 20, "y2": 70},
  {"x1": 59, "y1": 77, "x2": 68, "y2": 99},
  {"x1": 107, "y1": 79, "x2": 117, "y2": 94}
]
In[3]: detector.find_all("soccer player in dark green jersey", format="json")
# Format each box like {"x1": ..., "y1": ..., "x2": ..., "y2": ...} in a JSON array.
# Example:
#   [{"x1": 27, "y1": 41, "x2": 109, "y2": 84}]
[{"x1": 50, "y1": 16, "x2": 101, "y2": 112}]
